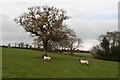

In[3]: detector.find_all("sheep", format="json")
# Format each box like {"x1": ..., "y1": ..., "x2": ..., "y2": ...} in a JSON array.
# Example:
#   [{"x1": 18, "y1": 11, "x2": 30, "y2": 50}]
[
  {"x1": 79, "y1": 59, "x2": 89, "y2": 66},
  {"x1": 43, "y1": 56, "x2": 52, "y2": 62}
]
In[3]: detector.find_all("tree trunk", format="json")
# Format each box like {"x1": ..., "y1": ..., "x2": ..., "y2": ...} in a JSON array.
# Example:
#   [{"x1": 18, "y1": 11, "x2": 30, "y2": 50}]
[
  {"x1": 42, "y1": 39, "x2": 48, "y2": 58},
  {"x1": 70, "y1": 47, "x2": 73, "y2": 55}
]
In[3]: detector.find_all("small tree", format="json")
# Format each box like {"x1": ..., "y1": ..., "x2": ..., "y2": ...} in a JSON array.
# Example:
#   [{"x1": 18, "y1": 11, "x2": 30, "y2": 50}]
[
  {"x1": 7, "y1": 43, "x2": 11, "y2": 48},
  {"x1": 18, "y1": 42, "x2": 24, "y2": 48},
  {"x1": 59, "y1": 29, "x2": 83, "y2": 54},
  {"x1": 14, "y1": 43, "x2": 17, "y2": 47},
  {"x1": 18, "y1": 43, "x2": 21, "y2": 48},
  {"x1": 25, "y1": 44, "x2": 29, "y2": 48},
  {"x1": 100, "y1": 36, "x2": 109, "y2": 54},
  {"x1": 66, "y1": 37, "x2": 82, "y2": 54}
]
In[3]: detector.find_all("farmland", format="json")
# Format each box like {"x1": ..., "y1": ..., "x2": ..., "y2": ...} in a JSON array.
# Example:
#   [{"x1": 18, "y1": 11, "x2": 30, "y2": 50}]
[{"x1": 2, "y1": 48, "x2": 118, "y2": 78}]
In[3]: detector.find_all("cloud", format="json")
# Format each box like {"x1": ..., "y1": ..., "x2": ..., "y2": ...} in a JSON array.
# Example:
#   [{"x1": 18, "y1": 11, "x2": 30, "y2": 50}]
[
  {"x1": 1, "y1": 14, "x2": 33, "y2": 46},
  {"x1": 0, "y1": 0, "x2": 118, "y2": 50},
  {"x1": 80, "y1": 39, "x2": 99, "y2": 50}
]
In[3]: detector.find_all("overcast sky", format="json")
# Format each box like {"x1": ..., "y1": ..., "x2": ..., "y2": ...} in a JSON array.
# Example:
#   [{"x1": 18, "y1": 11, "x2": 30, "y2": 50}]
[{"x1": 0, "y1": 0, "x2": 119, "y2": 50}]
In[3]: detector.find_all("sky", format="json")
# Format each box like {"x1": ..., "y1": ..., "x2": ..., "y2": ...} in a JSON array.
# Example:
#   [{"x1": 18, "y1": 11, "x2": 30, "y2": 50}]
[{"x1": 0, "y1": 0, "x2": 119, "y2": 50}]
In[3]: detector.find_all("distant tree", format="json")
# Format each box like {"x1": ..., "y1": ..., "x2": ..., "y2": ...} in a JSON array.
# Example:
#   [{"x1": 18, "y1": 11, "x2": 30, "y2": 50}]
[
  {"x1": 91, "y1": 31, "x2": 120, "y2": 62},
  {"x1": 15, "y1": 5, "x2": 69, "y2": 58},
  {"x1": 25, "y1": 44, "x2": 29, "y2": 48},
  {"x1": 63, "y1": 36, "x2": 82, "y2": 54},
  {"x1": 100, "y1": 36, "x2": 109, "y2": 54},
  {"x1": 14, "y1": 43, "x2": 17, "y2": 47},
  {"x1": 91, "y1": 45, "x2": 104, "y2": 59},
  {"x1": 29, "y1": 45, "x2": 32, "y2": 48},
  {"x1": 69, "y1": 38, "x2": 82, "y2": 54},
  {"x1": 7, "y1": 43, "x2": 11, "y2": 48},
  {"x1": 18, "y1": 42, "x2": 24, "y2": 48},
  {"x1": 50, "y1": 41, "x2": 60, "y2": 50},
  {"x1": 20, "y1": 42, "x2": 24, "y2": 48},
  {"x1": 54, "y1": 29, "x2": 83, "y2": 54},
  {"x1": 99, "y1": 31, "x2": 120, "y2": 50},
  {"x1": 18, "y1": 43, "x2": 21, "y2": 48}
]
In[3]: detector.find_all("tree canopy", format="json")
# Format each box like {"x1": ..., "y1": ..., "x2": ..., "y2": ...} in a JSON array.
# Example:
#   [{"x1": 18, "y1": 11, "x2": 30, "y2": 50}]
[{"x1": 14, "y1": 5, "x2": 72, "y2": 57}]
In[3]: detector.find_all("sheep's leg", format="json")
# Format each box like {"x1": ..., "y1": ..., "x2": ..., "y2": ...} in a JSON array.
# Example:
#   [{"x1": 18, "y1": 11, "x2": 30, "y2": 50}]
[
  {"x1": 86, "y1": 62, "x2": 89, "y2": 66},
  {"x1": 47, "y1": 59, "x2": 49, "y2": 62},
  {"x1": 49, "y1": 59, "x2": 51, "y2": 62},
  {"x1": 44, "y1": 59, "x2": 45, "y2": 61}
]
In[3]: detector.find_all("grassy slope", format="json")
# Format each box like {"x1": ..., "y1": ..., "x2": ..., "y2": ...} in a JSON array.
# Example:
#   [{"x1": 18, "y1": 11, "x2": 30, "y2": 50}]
[{"x1": 2, "y1": 48, "x2": 118, "y2": 78}]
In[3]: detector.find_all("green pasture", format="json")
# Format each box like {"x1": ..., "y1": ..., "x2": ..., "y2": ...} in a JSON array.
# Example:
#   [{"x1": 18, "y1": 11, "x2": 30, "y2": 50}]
[{"x1": 2, "y1": 48, "x2": 118, "y2": 78}]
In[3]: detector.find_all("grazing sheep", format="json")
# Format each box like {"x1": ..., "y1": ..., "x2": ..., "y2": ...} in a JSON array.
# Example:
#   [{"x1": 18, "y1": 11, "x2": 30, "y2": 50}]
[
  {"x1": 43, "y1": 56, "x2": 52, "y2": 62},
  {"x1": 79, "y1": 59, "x2": 89, "y2": 65}
]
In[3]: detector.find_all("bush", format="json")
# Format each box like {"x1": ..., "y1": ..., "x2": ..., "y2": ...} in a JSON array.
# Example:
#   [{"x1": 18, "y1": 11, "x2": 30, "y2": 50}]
[
  {"x1": 91, "y1": 45, "x2": 119, "y2": 62},
  {"x1": 91, "y1": 31, "x2": 120, "y2": 62}
]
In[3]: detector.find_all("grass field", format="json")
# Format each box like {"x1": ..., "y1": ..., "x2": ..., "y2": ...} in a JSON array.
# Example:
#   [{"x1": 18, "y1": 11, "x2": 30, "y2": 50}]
[{"x1": 2, "y1": 48, "x2": 118, "y2": 78}]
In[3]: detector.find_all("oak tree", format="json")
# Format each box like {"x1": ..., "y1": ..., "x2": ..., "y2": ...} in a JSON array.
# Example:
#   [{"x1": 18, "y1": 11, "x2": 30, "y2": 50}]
[{"x1": 14, "y1": 5, "x2": 69, "y2": 58}]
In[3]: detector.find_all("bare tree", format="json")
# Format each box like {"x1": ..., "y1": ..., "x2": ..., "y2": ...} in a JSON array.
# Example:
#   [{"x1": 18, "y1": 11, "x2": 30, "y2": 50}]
[
  {"x1": 14, "y1": 6, "x2": 69, "y2": 58},
  {"x1": 59, "y1": 30, "x2": 83, "y2": 54},
  {"x1": 67, "y1": 37, "x2": 82, "y2": 54},
  {"x1": 14, "y1": 43, "x2": 17, "y2": 47},
  {"x1": 25, "y1": 44, "x2": 29, "y2": 48},
  {"x1": 18, "y1": 42, "x2": 24, "y2": 48},
  {"x1": 7, "y1": 43, "x2": 11, "y2": 48}
]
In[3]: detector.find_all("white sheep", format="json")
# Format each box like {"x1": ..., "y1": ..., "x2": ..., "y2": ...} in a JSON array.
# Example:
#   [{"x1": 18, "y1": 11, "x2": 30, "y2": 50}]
[
  {"x1": 43, "y1": 56, "x2": 52, "y2": 62},
  {"x1": 79, "y1": 59, "x2": 89, "y2": 65}
]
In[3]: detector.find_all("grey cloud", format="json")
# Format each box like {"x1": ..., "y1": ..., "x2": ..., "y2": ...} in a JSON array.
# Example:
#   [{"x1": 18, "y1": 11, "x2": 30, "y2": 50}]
[
  {"x1": 2, "y1": 14, "x2": 33, "y2": 45},
  {"x1": 1, "y1": 1, "x2": 118, "y2": 50}
]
